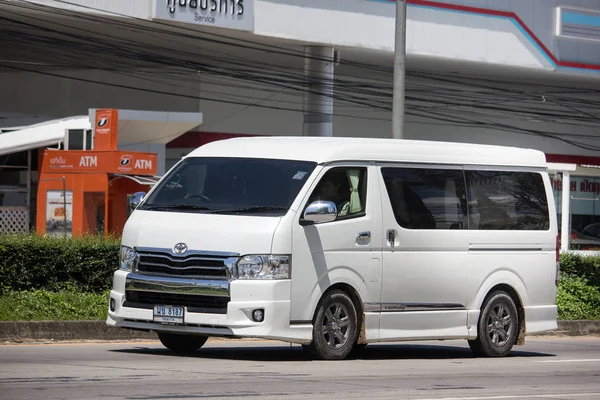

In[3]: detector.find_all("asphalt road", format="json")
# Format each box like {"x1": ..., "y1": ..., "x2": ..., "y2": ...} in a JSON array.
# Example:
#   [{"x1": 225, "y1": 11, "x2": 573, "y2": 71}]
[{"x1": 1, "y1": 337, "x2": 600, "y2": 400}]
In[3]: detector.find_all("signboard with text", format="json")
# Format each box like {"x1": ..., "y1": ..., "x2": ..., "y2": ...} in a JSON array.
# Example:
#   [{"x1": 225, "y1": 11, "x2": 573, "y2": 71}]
[
  {"x1": 93, "y1": 109, "x2": 119, "y2": 151},
  {"x1": 40, "y1": 150, "x2": 157, "y2": 176},
  {"x1": 153, "y1": 0, "x2": 254, "y2": 32},
  {"x1": 45, "y1": 190, "x2": 73, "y2": 237},
  {"x1": 551, "y1": 176, "x2": 600, "y2": 216}
]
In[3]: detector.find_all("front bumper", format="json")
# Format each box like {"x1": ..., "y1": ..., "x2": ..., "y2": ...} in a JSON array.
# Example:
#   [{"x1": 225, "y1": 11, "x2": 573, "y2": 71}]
[{"x1": 106, "y1": 271, "x2": 312, "y2": 344}]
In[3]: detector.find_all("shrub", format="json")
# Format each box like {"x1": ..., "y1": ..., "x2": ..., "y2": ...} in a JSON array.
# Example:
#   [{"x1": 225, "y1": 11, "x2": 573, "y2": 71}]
[
  {"x1": 559, "y1": 252, "x2": 600, "y2": 287},
  {"x1": 0, "y1": 234, "x2": 120, "y2": 294},
  {"x1": 556, "y1": 274, "x2": 600, "y2": 320}
]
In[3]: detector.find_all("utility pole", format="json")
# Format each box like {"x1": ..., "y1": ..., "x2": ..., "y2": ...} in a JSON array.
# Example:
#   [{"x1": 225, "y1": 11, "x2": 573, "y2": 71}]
[
  {"x1": 303, "y1": 46, "x2": 335, "y2": 137},
  {"x1": 392, "y1": 0, "x2": 407, "y2": 139}
]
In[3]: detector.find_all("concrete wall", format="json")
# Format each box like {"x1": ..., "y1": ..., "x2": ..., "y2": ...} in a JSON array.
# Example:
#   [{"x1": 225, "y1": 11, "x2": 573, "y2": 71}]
[
  {"x1": 0, "y1": 69, "x2": 199, "y2": 120},
  {"x1": 253, "y1": 0, "x2": 553, "y2": 71},
  {"x1": 23, "y1": 0, "x2": 600, "y2": 73},
  {"x1": 25, "y1": 0, "x2": 152, "y2": 19}
]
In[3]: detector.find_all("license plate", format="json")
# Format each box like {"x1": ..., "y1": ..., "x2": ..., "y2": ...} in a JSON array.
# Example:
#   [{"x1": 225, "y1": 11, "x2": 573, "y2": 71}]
[{"x1": 153, "y1": 305, "x2": 184, "y2": 324}]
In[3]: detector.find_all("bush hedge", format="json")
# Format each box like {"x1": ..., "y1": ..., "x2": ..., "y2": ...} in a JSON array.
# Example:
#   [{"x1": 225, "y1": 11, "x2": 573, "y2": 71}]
[
  {"x1": 0, "y1": 234, "x2": 120, "y2": 294},
  {"x1": 0, "y1": 234, "x2": 599, "y2": 321},
  {"x1": 559, "y1": 252, "x2": 600, "y2": 288},
  {"x1": 556, "y1": 252, "x2": 600, "y2": 320},
  {"x1": 556, "y1": 274, "x2": 600, "y2": 320}
]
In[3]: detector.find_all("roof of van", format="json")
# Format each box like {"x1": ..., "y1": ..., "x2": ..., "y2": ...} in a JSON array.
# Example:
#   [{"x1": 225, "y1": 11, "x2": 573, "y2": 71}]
[{"x1": 185, "y1": 136, "x2": 548, "y2": 168}]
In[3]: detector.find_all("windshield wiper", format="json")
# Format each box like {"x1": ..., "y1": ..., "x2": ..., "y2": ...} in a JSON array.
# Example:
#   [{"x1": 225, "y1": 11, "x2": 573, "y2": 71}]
[
  {"x1": 214, "y1": 206, "x2": 288, "y2": 214},
  {"x1": 141, "y1": 204, "x2": 213, "y2": 211}
]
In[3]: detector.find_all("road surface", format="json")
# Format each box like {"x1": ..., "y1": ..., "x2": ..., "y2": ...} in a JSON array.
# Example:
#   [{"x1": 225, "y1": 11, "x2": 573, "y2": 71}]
[{"x1": 1, "y1": 337, "x2": 600, "y2": 399}]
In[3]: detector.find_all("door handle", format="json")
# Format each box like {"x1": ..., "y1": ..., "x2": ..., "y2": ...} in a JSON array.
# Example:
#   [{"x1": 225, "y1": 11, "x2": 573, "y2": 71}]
[
  {"x1": 387, "y1": 229, "x2": 397, "y2": 247},
  {"x1": 357, "y1": 231, "x2": 371, "y2": 240}
]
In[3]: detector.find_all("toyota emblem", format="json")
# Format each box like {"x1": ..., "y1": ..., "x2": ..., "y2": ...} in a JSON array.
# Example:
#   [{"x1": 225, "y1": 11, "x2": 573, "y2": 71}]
[{"x1": 173, "y1": 242, "x2": 188, "y2": 255}]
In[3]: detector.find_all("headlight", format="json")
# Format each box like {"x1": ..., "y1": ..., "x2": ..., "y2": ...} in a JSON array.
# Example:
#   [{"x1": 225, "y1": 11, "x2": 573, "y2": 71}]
[
  {"x1": 236, "y1": 255, "x2": 291, "y2": 280},
  {"x1": 120, "y1": 246, "x2": 139, "y2": 272}
]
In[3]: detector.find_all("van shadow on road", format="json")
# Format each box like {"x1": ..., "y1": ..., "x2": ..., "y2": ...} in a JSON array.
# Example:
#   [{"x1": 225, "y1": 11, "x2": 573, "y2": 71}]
[{"x1": 109, "y1": 342, "x2": 555, "y2": 362}]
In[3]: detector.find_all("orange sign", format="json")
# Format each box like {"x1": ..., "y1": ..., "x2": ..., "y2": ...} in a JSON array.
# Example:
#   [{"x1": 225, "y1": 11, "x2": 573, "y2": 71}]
[
  {"x1": 41, "y1": 150, "x2": 157, "y2": 176},
  {"x1": 94, "y1": 109, "x2": 119, "y2": 151}
]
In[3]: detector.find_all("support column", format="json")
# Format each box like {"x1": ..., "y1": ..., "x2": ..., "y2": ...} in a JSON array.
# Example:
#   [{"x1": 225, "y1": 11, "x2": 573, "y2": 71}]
[
  {"x1": 26, "y1": 150, "x2": 31, "y2": 209},
  {"x1": 303, "y1": 46, "x2": 335, "y2": 137},
  {"x1": 561, "y1": 171, "x2": 571, "y2": 252},
  {"x1": 27, "y1": 150, "x2": 31, "y2": 230},
  {"x1": 392, "y1": 0, "x2": 407, "y2": 139}
]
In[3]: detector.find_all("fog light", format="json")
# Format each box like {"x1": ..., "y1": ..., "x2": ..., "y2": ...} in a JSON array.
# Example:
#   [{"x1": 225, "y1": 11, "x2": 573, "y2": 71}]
[
  {"x1": 110, "y1": 298, "x2": 116, "y2": 312},
  {"x1": 252, "y1": 309, "x2": 264, "y2": 322}
]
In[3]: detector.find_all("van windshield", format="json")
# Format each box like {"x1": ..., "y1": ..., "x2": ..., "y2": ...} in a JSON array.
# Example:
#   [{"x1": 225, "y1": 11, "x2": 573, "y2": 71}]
[{"x1": 138, "y1": 157, "x2": 317, "y2": 216}]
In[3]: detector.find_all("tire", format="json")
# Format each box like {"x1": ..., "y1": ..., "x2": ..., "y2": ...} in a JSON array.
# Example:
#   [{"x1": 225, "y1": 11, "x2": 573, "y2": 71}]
[
  {"x1": 468, "y1": 290, "x2": 519, "y2": 357},
  {"x1": 307, "y1": 289, "x2": 358, "y2": 360},
  {"x1": 157, "y1": 332, "x2": 208, "y2": 353}
]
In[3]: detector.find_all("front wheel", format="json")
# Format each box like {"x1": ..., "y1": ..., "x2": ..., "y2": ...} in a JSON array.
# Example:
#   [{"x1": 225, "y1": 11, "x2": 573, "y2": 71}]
[
  {"x1": 468, "y1": 291, "x2": 518, "y2": 357},
  {"x1": 306, "y1": 290, "x2": 358, "y2": 360},
  {"x1": 157, "y1": 332, "x2": 208, "y2": 353}
]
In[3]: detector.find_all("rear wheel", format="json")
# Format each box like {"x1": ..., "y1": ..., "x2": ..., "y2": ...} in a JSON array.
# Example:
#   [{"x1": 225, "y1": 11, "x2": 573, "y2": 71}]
[
  {"x1": 468, "y1": 291, "x2": 518, "y2": 357},
  {"x1": 306, "y1": 290, "x2": 358, "y2": 360},
  {"x1": 157, "y1": 332, "x2": 208, "y2": 353}
]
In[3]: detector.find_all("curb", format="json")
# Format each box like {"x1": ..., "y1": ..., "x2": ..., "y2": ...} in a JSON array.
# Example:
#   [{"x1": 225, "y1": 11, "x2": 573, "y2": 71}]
[
  {"x1": 0, "y1": 321, "x2": 156, "y2": 342},
  {"x1": 1, "y1": 320, "x2": 599, "y2": 342},
  {"x1": 553, "y1": 320, "x2": 600, "y2": 336}
]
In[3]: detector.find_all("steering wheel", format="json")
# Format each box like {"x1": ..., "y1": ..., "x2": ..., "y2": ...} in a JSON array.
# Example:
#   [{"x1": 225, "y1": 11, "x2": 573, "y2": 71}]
[{"x1": 184, "y1": 194, "x2": 211, "y2": 202}]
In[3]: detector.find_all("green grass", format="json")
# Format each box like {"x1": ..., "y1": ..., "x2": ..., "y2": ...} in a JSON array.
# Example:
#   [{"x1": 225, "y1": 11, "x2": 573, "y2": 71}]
[{"x1": 0, "y1": 289, "x2": 109, "y2": 321}]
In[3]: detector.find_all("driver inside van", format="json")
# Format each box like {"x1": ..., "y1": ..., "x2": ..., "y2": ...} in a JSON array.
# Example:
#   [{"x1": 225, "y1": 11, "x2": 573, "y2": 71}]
[{"x1": 312, "y1": 174, "x2": 351, "y2": 217}]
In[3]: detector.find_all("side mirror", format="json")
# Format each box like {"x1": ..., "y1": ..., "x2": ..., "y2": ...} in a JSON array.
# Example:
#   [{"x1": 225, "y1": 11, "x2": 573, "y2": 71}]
[
  {"x1": 302, "y1": 201, "x2": 337, "y2": 225},
  {"x1": 129, "y1": 192, "x2": 146, "y2": 211}
]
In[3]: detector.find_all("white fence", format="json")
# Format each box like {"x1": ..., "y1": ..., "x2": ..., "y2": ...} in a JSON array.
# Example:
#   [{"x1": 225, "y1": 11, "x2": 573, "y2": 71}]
[{"x1": 0, "y1": 206, "x2": 29, "y2": 234}]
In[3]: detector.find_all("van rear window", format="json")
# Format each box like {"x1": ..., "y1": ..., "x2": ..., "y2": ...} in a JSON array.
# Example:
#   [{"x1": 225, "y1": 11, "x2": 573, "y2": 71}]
[
  {"x1": 381, "y1": 167, "x2": 549, "y2": 231},
  {"x1": 465, "y1": 170, "x2": 549, "y2": 231}
]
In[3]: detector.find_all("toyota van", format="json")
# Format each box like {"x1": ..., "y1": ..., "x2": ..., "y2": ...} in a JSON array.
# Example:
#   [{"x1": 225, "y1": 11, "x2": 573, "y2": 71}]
[{"x1": 106, "y1": 136, "x2": 559, "y2": 360}]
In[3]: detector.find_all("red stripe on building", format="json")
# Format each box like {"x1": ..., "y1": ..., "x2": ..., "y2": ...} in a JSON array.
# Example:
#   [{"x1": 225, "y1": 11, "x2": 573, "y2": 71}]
[
  {"x1": 546, "y1": 154, "x2": 600, "y2": 166},
  {"x1": 381, "y1": 0, "x2": 600, "y2": 71}
]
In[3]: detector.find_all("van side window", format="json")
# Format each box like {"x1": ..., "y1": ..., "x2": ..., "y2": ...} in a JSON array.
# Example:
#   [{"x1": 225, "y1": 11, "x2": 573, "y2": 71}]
[
  {"x1": 381, "y1": 167, "x2": 467, "y2": 230},
  {"x1": 465, "y1": 170, "x2": 549, "y2": 230},
  {"x1": 306, "y1": 167, "x2": 368, "y2": 220}
]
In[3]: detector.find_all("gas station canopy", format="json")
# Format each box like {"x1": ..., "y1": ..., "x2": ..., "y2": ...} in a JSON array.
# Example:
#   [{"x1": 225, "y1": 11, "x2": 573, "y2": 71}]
[
  {"x1": 0, "y1": 109, "x2": 203, "y2": 155},
  {"x1": 109, "y1": 174, "x2": 162, "y2": 186},
  {"x1": 0, "y1": 116, "x2": 88, "y2": 156},
  {"x1": 88, "y1": 109, "x2": 204, "y2": 146}
]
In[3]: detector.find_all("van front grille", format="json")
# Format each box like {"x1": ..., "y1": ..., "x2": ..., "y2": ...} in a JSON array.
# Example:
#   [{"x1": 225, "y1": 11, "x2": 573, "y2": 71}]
[{"x1": 136, "y1": 249, "x2": 234, "y2": 279}]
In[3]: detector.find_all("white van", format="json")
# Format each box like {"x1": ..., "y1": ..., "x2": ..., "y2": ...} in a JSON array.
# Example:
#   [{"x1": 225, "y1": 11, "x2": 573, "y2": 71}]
[{"x1": 106, "y1": 136, "x2": 559, "y2": 360}]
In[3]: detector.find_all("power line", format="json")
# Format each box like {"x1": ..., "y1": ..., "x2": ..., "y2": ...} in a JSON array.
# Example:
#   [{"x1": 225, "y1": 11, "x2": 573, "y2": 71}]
[{"x1": 1, "y1": 0, "x2": 600, "y2": 151}]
